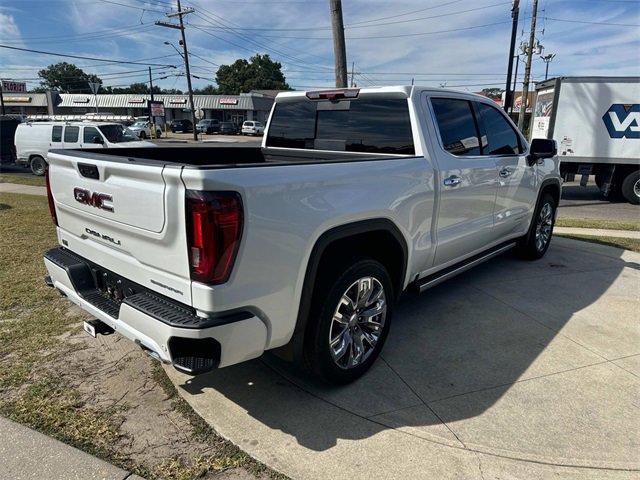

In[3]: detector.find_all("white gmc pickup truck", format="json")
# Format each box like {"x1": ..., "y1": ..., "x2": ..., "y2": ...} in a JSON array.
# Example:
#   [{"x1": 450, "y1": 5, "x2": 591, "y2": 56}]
[{"x1": 43, "y1": 86, "x2": 561, "y2": 383}]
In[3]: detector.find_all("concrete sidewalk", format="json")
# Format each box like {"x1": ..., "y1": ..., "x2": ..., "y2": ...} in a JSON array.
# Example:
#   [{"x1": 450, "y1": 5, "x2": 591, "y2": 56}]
[
  {"x1": 167, "y1": 237, "x2": 640, "y2": 480},
  {"x1": 0, "y1": 417, "x2": 143, "y2": 480},
  {"x1": 554, "y1": 226, "x2": 640, "y2": 239},
  {"x1": 0, "y1": 182, "x2": 46, "y2": 196}
]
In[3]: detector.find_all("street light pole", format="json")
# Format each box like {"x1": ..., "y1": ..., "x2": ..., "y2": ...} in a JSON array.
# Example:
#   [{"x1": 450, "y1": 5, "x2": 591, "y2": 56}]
[{"x1": 541, "y1": 53, "x2": 556, "y2": 80}]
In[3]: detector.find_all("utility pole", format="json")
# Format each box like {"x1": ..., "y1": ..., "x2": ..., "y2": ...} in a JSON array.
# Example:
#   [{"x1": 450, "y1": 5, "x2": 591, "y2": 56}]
[
  {"x1": 148, "y1": 67, "x2": 156, "y2": 139},
  {"x1": 156, "y1": 0, "x2": 198, "y2": 141},
  {"x1": 329, "y1": 0, "x2": 348, "y2": 88},
  {"x1": 517, "y1": 0, "x2": 538, "y2": 131},
  {"x1": 0, "y1": 81, "x2": 5, "y2": 115},
  {"x1": 541, "y1": 53, "x2": 556, "y2": 80},
  {"x1": 350, "y1": 61, "x2": 355, "y2": 88},
  {"x1": 504, "y1": 0, "x2": 520, "y2": 113}
]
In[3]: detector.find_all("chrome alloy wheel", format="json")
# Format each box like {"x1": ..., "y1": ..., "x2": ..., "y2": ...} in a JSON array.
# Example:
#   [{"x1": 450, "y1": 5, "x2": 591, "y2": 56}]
[
  {"x1": 634, "y1": 178, "x2": 640, "y2": 200},
  {"x1": 329, "y1": 277, "x2": 387, "y2": 369},
  {"x1": 535, "y1": 202, "x2": 554, "y2": 252}
]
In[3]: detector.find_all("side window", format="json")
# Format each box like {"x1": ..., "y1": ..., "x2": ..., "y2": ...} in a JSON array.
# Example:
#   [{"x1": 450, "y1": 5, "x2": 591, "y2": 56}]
[
  {"x1": 83, "y1": 127, "x2": 101, "y2": 143},
  {"x1": 475, "y1": 102, "x2": 522, "y2": 155},
  {"x1": 431, "y1": 98, "x2": 481, "y2": 156},
  {"x1": 63, "y1": 126, "x2": 80, "y2": 143},
  {"x1": 51, "y1": 126, "x2": 63, "y2": 142}
]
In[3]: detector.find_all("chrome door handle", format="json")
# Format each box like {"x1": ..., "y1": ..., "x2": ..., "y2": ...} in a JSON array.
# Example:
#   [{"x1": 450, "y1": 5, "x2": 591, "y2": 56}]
[
  {"x1": 499, "y1": 167, "x2": 512, "y2": 178},
  {"x1": 443, "y1": 175, "x2": 461, "y2": 187}
]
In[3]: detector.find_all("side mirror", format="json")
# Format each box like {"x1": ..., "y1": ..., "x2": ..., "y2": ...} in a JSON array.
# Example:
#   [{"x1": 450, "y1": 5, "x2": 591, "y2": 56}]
[
  {"x1": 92, "y1": 136, "x2": 104, "y2": 144},
  {"x1": 527, "y1": 138, "x2": 557, "y2": 166}
]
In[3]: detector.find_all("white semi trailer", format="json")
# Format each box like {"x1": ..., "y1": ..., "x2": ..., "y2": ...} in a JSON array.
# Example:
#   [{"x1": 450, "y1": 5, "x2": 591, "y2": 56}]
[{"x1": 531, "y1": 76, "x2": 639, "y2": 204}]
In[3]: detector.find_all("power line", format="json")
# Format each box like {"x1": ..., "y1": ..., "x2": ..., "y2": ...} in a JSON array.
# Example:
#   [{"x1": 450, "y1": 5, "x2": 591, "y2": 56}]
[
  {"x1": 190, "y1": 19, "x2": 513, "y2": 40},
  {"x1": 0, "y1": 44, "x2": 177, "y2": 67},
  {"x1": 346, "y1": 0, "x2": 465, "y2": 26},
  {"x1": 544, "y1": 16, "x2": 640, "y2": 26}
]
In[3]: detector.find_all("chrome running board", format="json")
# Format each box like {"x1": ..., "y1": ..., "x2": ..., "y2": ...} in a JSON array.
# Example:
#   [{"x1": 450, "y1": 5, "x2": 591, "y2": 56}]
[{"x1": 416, "y1": 242, "x2": 516, "y2": 293}]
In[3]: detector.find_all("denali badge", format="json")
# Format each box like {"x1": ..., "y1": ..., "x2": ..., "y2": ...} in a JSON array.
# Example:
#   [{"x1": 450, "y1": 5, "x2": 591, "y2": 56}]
[
  {"x1": 74, "y1": 187, "x2": 114, "y2": 212},
  {"x1": 85, "y1": 228, "x2": 121, "y2": 246}
]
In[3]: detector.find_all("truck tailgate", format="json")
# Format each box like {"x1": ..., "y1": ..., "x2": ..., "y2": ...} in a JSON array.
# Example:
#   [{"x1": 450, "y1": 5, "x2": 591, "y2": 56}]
[{"x1": 47, "y1": 150, "x2": 192, "y2": 305}]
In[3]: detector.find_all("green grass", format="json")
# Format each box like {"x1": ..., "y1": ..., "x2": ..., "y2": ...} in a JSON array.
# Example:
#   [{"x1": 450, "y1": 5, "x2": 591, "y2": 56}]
[
  {"x1": 556, "y1": 234, "x2": 640, "y2": 253},
  {"x1": 0, "y1": 174, "x2": 46, "y2": 187},
  {"x1": 0, "y1": 192, "x2": 284, "y2": 480},
  {"x1": 556, "y1": 218, "x2": 640, "y2": 231}
]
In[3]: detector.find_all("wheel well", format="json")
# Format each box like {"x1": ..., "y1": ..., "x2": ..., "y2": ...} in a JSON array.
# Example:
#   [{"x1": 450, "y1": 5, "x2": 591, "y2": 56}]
[
  {"x1": 279, "y1": 221, "x2": 407, "y2": 363},
  {"x1": 29, "y1": 154, "x2": 44, "y2": 162},
  {"x1": 316, "y1": 229, "x2": 406, "y2": 299},
  {"x1": 541, "y1": 181, "x2": 560, "y2": 206}
]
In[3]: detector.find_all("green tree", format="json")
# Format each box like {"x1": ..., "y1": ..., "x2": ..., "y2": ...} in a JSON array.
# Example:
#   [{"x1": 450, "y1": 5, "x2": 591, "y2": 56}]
[
  {"x1": 194, "y1": 84, "x2": 218, "y2": 95},
  {"x1": 215, "y1": 54, "x2": 290, "y2": 94},
  {"x1": 37, "y1": 62, "x2": 102, "y2": 93}
]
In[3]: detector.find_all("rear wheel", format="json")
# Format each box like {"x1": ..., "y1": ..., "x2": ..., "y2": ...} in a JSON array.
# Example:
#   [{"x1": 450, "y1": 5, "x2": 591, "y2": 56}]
[
  {"x1": 621, "y1": 170, "x2": 640, "y2": 205},
  {"x1": 304, "y1": 258, "x2": 393, "y2": 384},
  {"x1": 516, "y1": 192, "x2": 556, "y2": 260},
  {"x1": 30, "y1": 155, "x2": 46, "y2": 176},
  {"x1": 139, "y1": 131, "x2": 147, "y2": 139}
]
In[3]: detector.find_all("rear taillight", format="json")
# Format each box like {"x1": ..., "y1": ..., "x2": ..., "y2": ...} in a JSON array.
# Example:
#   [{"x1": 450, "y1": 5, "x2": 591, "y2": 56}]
[
  {"x1": 186, "y1": 190, "x2": 243, "y2": 285},
  {"x1": 45, "y1": 167, "x2": 58, "y2": 226}
]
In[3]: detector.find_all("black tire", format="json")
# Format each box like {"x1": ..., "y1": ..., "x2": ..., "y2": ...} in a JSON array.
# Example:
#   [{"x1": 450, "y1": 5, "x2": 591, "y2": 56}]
[
  {"x1": 156, "y1": 129, "x2": 162, "y2": 138},
  {"x1": 30, "y1": 156, "x2": 47, "y2": 176},
  {"x1": 621, "y1": 170, "x2": 640, "y2": 205},
  {"x1": 139, "y1": 131, "x2": 147, "y2": 139},
  {"x1": 304, "y1": 258, "x2": 393, "y2": 384},
  {"x1": 516, "y1": 192, "x2": 556, "y2": 260}
]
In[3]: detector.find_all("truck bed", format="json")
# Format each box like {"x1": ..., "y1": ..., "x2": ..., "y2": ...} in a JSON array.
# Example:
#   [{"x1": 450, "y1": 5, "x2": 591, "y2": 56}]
[{"x1": 56, "y1": 146, "x2": 400, "y2": 169}]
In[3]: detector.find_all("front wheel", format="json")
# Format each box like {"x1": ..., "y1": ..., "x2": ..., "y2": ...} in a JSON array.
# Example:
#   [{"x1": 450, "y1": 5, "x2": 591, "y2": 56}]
[
  {"x1": 304, "y1": 259, "x2": 393, "y2": 384},
  {"x1": 516, "y1": 192, "x2": 556, "y2": 260},
  {"x1": 139, "y1": 131, "x2": 147, "y2": 139},
  {"x1": 30, "y1": 156, "x2": 47, "y2": 176}
]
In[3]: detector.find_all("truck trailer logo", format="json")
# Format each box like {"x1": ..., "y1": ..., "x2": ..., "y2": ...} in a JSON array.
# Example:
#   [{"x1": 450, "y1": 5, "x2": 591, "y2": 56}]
[{"x1": 602, "y1": 104, "x2": 640, "y2": 139}]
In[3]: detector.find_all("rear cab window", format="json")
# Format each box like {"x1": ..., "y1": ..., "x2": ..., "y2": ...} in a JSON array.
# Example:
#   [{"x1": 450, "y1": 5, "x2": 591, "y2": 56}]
[{"x1": 266, "y1": 95, "x2": 415, "y2": 155}]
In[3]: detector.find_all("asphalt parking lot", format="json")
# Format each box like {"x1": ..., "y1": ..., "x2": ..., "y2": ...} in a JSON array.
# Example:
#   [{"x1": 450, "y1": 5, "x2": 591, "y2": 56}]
[{"x1": 167, "y1": 237, "x2": 640, "y2": 480}]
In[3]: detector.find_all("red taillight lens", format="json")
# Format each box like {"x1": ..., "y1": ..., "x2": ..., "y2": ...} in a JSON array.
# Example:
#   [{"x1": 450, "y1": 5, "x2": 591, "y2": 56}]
[
  {"x1": 186, "y1": 190, "x2": 243, "y2": 285},
  {"x1": 44, "y1": 167, "x2": 58, "y2": 226},
  {"x1": 306, "y1": 88, "x2": 360, "y2": 100}
]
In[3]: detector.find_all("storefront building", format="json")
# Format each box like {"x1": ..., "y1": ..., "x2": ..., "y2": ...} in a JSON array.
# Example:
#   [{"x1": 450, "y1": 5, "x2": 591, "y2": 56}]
[{"x1": 56, "y1": 92, "x2": 274, "y2": 125}]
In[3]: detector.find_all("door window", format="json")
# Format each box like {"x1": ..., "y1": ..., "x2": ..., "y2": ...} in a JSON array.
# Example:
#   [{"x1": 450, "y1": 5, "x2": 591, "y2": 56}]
[
  {"x1": 83, "y1": 127, "x2": 101, "y2": 144},
  {"x1": 51, "y1": 126, "x2": 63, "y2": 142},
  {"x1": 431, "y1": 98, "x2": 481, "y2": 156},
  {"x1": 475, "y1": 102, "x2": 522, "y2": 155},
  {"x1": 63, "y1": 126, "x2": 80, "y2": 143}
]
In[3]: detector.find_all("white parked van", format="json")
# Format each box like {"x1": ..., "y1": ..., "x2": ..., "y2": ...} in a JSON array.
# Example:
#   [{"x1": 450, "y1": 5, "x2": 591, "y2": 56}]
[{"x1": 14, "y1": 122, "x2": 155, "y2": 175}]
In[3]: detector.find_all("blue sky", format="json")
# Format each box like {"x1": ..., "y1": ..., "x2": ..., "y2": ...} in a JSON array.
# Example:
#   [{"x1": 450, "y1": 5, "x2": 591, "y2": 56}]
[{"x1": 1, "y1": 0, "x2": 639, "y2": 93}]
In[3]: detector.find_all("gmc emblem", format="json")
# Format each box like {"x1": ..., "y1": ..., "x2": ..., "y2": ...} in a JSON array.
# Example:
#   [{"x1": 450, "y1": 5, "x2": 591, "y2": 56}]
[{"x1": 73, "y1": 187, "x2": 114, "y2": 212}]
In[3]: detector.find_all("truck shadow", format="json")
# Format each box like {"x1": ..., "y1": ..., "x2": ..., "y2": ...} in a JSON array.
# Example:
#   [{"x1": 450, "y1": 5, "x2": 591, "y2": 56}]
[{"x1": 179, "y1": 238, "x2": 638, "y2": 452}]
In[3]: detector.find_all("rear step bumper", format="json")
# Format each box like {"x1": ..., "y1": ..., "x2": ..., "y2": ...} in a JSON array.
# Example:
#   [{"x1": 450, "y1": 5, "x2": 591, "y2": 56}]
[{"x1": 43, "y1": 247, "x2": 267, "y2": 374}]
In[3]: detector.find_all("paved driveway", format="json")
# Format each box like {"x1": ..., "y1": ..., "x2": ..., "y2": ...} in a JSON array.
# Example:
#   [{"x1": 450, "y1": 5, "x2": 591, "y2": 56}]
[{"x1": 136, "y1": 241, "x2": 640, "y2": 478}]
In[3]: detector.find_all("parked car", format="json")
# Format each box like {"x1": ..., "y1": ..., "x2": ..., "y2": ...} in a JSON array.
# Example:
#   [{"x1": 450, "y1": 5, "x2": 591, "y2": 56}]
[
  {"x1": 128, "y1": 120, "x2": 162, "y2": 139},
  {"x1": 241, "y1": 121, "x2": 264, "y2": 136},
  {"x1": 170, "y1": 119, "x2": 193, "y2": 133},
  {"x1": 15, "y1": 121, "x2": 155, "y2": 175},
  {"x1": 43, "y1": 86, "x2": 560, "y2": 384},
  {"x1": 196, "y1": 119, "x2": 220, "y2": 134},
  {"x1": 219, "y1": 121, "x2": 239, "y2": 135},
  {"x1": 0, "y1": 115, "x2": 22, "y2": 165}
]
